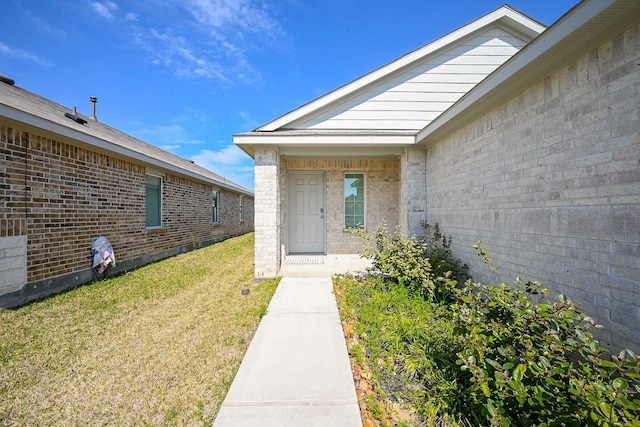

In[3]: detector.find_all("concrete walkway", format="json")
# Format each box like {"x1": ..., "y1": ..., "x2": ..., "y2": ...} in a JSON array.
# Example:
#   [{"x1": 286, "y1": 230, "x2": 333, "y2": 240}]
[{"x1": 213, "y1": 255, "x2": 369, "y2": 427}]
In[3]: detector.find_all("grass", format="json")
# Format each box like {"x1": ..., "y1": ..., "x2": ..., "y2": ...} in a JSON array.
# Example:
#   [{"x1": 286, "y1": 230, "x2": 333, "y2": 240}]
[
  {"x1": 335, "y1": 274, "x2": 461, "y2": 427},
  {"x1": 0, "y1": 233, "x2": 278, "y2": 426}
]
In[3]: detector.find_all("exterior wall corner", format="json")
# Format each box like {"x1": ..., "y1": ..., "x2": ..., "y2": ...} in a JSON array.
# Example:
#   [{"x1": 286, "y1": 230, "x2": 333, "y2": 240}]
[{"x1": 254, "y1": 148, "x2": 281, "y2": 279}]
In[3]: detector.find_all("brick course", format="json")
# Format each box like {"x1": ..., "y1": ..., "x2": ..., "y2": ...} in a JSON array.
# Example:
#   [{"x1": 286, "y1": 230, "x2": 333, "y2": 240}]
[
  {"x1": 0, "y1": 122, "x2": 253, "y2": 304},
  {"x1": 421, "y1": 23, "x2": 640, "y2": 350}
]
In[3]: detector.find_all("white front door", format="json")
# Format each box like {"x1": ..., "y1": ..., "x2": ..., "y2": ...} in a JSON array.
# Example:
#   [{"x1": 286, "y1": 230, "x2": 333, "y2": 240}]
[{"x1": 289, "y1": 173, "x2": 325, "y2": 253}]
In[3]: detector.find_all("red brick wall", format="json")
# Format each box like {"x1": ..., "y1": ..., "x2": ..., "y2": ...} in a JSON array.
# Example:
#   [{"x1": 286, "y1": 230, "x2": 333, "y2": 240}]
[{"x1": 0, "y1": 122, "x2": 253, "y2": 288}]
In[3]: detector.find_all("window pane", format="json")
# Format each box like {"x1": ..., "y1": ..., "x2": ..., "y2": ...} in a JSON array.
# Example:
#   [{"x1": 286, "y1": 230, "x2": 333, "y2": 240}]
[
  {"x1": 346, "y1": 202, "x2": 355, "y2": 216},
  {"x1": 344, "y1": 173, "x2": 364, "y2": 229},
  {"x1": 146, "y1": 175, "x2": 161, "y2": 227}
]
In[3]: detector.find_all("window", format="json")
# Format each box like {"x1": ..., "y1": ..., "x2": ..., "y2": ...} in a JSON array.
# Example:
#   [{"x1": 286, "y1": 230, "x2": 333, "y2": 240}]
[
  {"x1": 239, "y1": 196, "x2": 244, "y2": 222},
  {"x1": 344, "y1": 173, "x2": 365, "y2": 229},
  {"x1": 145, "y1": 175, "x2": 162, "y2": 228},
  {"x1": 212, "y1": 190, "x2": 219, "y2": 224}
]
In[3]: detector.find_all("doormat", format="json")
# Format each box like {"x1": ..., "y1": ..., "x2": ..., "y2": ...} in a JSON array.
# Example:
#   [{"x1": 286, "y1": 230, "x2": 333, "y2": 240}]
[{"x1": 285, "y1": 256, "x2": 325, "y2": 265}]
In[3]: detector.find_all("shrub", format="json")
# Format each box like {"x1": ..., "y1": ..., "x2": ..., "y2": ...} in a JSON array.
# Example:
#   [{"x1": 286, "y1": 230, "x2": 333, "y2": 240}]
[
  {"x1": 349, "y1": 223, "x2": 437, "y2": 300},
  {"x1": 343, "y1": 227, "x2": 640, "y2": 426},
  {"x1": 420, "y1": 221, "x2": 470, "y2": 285},
  {"x1": 453, "y1": 244, "x2": 640, "y2": 426},
  {"x1": 348, "y1": 222, "x2": 468, "y2": 302}
]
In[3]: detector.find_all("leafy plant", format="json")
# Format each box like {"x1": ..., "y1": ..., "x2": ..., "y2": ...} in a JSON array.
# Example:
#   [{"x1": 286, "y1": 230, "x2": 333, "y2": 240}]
[
  {"x1": 349, "y1": 223, "x2": 437, "y2": 300},
  {"x1": 453, "y1": 243, "x2": 640, "y2": 426},
  {"x1": 420, "y1": 221, "x2": 470, "y2": 285},
  {"x1": 339, "y1": 230, "x2": 640, "y2": 426},
  {"x1": 348, "y1": 222, "x2": 469, "y2": 302},
  {"x1": 334, "y1": 275, "x2": 465, "y2": 426}
]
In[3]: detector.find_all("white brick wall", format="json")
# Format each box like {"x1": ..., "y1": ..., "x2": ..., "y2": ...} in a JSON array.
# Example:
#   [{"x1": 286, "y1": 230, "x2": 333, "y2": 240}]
[
  {"x1": 400, "y1": 150, "x2": 427, "y2": 237},
  {"x1": 254, "y1": 149, "x2": 280, "y2": 279},
  {"x1": 420, "y1": 23, "x2": 640, "y2": 351}
]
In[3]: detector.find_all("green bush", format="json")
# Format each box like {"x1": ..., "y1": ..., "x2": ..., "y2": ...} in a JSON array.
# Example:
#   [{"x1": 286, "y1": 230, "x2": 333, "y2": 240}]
[
  {"x1": 452, "y1": 244, "x2": 640, "y2": 426},
  {"x1": 343, "y1": 224, "x2": 640, "y2": 426},
  {"x1": 349, "y1": 223, "x2": 436, "y2": 299},
  {"x1": 348, "y1": 222, "x2": 468, "y2": 302},
  {"x1": 420, "y1": 221, "x2": 470, "y2": 285}
]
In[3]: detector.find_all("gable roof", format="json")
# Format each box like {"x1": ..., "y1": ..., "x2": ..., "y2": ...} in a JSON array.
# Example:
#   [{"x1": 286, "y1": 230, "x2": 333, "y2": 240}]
[
  {"x1": 0, "y1": 80, "x2": 252, "y2": 196},
  {"x1": 256, "y1": 5, "x2": 545, "y2": 131},
  {"x1": 416, "y1": 0, "x2": 640, "y2": 145},
  {"x1": 235, "y1": 5, "x2": 545, "y2": 157}
]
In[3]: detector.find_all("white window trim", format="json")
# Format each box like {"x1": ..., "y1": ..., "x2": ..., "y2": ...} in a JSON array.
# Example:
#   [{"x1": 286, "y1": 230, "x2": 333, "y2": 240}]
[
  {"x1": 344, "y1": 172, "x2": 366, "y2": 230},
  {"x1": 239, "y1": 195, "x2": 244, "y2": 222}
]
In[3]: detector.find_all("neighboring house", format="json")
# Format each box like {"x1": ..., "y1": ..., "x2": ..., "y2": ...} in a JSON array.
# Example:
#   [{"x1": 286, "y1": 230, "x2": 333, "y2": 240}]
[
  {"x1": 0, "y1": 78, "x2": 254, "y2": 307},
  {"x1": 235, "y1": 0, "x2": 640, "y2": 350}
]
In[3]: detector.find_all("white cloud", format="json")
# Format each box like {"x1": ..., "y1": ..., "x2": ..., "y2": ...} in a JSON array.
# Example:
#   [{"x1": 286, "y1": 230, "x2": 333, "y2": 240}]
[
  {"x1": 238, "y1": 111, "x2": 260, "y2": 132},
  {"x1": 185, "y1": 0, "x2": 281, "y2": 37},
  {"x1": 192, "y1": 144, "x2": 249, "y2": 166},
  {"x1": 191, "y1": 144, "x2": 254, "y2": 190},
  {"x1": 91, "y1": 1, "x2": 118, "y2": 20},
  {"x1": 137, "y1": 26, "x2": 260, "y2": 82},
  {"x1": 25, "y1": 12, "x2": 68, "y2": 39},
  {"x1": 129, "y1": 0, "x2": 281, "y2": 83},
  {"x1": 0, "y1": 41, "x2": 51, "y2": 66},
  {"x1": 133, "y1": 122, "x2": 206, "y2": 147}
]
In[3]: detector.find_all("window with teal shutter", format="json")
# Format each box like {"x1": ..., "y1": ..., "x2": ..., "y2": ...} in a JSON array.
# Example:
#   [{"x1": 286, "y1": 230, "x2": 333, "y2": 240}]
[
  {"x1": 145, "y1": 175, "x2": 162, "y2": 228},
  {"x1": 212, "y1": 190, "x2": 219, "y2": 223},
  {"x1": 344, "y1": 173, "x2": 365, "y2": 229}
]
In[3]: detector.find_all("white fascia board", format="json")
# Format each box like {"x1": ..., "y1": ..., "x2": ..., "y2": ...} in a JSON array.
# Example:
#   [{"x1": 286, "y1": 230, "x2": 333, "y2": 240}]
[
  {"x1": 415, "y1": 0, "x2": 618, "y2": 145},
  {"x1": 1, "y1": 105, "x2": 253, "y2": 197},
  {"x1": 234, "y1": 131, "x2": 415, "y2": 146},
  {"x1": 257, "y1": 6, "x2": 545, "y2": 132},
  {"x1": 279, "y1": 145, "x2": 406, "y2": 157}
]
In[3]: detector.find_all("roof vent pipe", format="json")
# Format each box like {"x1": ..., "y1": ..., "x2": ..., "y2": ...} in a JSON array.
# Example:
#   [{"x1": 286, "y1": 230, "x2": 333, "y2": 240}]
[
  {"x1": 89, "y1": 96, "x2": 98, "y2": 121},
  {"x1": 0, "y1": 73, "x2": 15, "y2": 86}
]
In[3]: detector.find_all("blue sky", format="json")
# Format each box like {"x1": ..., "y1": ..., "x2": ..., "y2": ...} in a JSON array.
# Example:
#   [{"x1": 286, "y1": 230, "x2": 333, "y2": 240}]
[{"x1": 1, "y1": 0, "x2": 577, "y2": 190}]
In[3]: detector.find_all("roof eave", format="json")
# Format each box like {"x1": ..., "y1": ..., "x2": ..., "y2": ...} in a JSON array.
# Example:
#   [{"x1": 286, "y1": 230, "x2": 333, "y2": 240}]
[
  {"x1": 1, "y1": 104, "x2": 253, "y2": 196},
  {"x1": 416, "y1": 0, "x2": 639, "y2": 146}
]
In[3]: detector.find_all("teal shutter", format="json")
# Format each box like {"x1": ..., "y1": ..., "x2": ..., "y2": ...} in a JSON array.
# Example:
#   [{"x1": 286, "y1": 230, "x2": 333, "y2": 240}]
[{"x1": 146, "y1": 175, "x2": 162, "y2": 227}]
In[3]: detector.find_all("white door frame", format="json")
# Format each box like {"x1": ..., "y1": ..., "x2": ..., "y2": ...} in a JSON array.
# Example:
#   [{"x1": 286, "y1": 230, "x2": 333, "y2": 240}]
[{"x1": 288, "y1": 172, "x2": 326, "y2": 254}]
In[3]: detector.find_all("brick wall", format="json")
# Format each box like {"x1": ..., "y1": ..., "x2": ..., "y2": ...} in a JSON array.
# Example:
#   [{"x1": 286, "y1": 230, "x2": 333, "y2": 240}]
[
  {"x1": 0, "y1": 122, "x2": 253, "y2": 303},
  {"x1": 422, "y1": 23, "x2": 640, "y2": 350},
  {"x1": 254, "y1": 149, "x2": 280, "y2": 279},
  {"x1": 282, "y1": 157, "x2": 400, "y2": 253}
]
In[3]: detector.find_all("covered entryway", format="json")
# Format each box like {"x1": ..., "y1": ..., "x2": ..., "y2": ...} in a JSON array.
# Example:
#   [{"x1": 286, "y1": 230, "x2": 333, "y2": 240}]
[{"x1": 288, "y1": 173, "x2": 325, "y2": 253}]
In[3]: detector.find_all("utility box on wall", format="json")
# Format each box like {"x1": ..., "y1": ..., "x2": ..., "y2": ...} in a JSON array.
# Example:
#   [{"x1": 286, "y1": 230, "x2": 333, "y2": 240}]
[{"x1": 0, "y1": 235, "x2": 27, "y2": 294}]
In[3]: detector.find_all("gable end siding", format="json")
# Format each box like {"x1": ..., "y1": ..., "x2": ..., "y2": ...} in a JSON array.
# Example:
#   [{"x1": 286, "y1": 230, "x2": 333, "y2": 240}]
[{"x1": 292, "y1": 27, "x2": 527, "y2": 131}]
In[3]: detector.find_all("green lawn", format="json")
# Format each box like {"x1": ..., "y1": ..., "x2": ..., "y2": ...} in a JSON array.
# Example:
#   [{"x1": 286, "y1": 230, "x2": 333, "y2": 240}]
[{"x1": 0, "y1": 233, "x2": 277, "y2": 426}]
